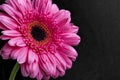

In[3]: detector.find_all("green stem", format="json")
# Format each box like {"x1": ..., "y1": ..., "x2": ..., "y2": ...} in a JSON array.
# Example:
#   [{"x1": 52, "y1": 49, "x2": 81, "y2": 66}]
[{"x1": 9, "y1": 62, "x2": 20, "y2": 80}]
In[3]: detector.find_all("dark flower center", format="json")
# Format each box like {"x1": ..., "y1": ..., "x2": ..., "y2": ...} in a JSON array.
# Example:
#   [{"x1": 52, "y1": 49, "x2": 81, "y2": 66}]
[{"x1": 31, "y1": 25, "x2": 46, "y2": 41}]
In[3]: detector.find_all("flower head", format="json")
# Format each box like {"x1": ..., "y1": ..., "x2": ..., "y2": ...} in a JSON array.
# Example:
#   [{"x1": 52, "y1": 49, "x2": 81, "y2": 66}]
[{"x1": 0, "y1": 0, "x2": 80, "y2": 80}]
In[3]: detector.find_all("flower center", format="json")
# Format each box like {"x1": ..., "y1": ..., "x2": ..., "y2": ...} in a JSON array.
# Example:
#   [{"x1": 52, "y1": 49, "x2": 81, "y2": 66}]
[
  {"x1": 27, "y1": 21, "x2": 51, "y2": 45},
  {"x1": 31, "y1": 25, "x2": 46, "y2": 41},
  {"x1": 19, "y1": 21, "x2": 52, "y2": 53}
]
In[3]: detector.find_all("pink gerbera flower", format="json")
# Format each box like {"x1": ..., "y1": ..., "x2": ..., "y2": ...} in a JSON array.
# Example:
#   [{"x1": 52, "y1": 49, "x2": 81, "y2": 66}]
[{"x1": 0, "y1": 0, "x2": 80, "y2": 80}]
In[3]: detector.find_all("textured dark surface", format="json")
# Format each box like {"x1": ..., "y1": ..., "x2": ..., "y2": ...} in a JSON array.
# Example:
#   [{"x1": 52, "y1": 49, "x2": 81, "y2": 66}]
[
  {"x1": 31, "y1": 26, "x2": 46, "y2": 41},
  {"x1": 1, "y1": 0, "x2": 120, "y2": 80}
]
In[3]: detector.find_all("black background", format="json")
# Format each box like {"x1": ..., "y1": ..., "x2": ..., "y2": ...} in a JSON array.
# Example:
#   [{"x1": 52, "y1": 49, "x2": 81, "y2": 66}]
[{"x1": 1, "y1": 0, "x2": 120, "y2": 80}]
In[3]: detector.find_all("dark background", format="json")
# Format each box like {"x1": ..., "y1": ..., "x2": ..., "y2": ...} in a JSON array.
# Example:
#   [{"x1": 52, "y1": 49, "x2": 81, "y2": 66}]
[{"x1": 1, "y1": 0, "x2": 120, "y2": 80}]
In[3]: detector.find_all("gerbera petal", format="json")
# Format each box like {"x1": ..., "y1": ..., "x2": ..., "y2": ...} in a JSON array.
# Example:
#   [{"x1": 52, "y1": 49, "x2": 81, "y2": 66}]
[
  {"x1": 1, "y1": 43, "x2": 13, "y2": 59},
  {"x1": 16, "y1": 39, "x2": 26, "y2": 47},
  {"x1": 54, "y1": 10, "x2": 71, "y2": 26},
  {"x1": 32, "y1": 0, "x2": 41, "y2": 9},
  {"x1": 8, "y1": 37, "x2": 19, "y2": 46},
  {"x1": 29, "y1": 62, "x2": 39, "y2": 78},
  {"x1": 61, "y1": 33, "x2": 80, "y2": 46},
  {"x1": 8, "y1": 37, "x2": 26, "y2": 47},
  {"x1": 71, "y1": 24, "x2": 79, "y2": 33},
  {"x1": 17, "y1": 47, "x2": 28, "y2": 64},
  {"x1": 28, "y1": 49, "x2": 38, "y2": 64},
  {"x1": 53, "y1": 70, "x2": 60, "y2": 78},
  {"x1": 56, "y1": 65, "x2": 65, "y2": 77},
  {"x1": 5, "y1": 0, "x2": 18, "y2": 10},
  {"x1": 43, "y1": 75, "x2": 50, "y2": 80},
  {"x1": 54, "y1": 53, "x2": 66, "y2": 70},
  {"x1": 47, "y1": 53, "x2": 56, "y2": 75},
  {"x1": 60, "y1": 53, "x2": 72, "y2": 69},
  {"x1": 0, "y1": 15, "x2": 18, "y2": 30},
  {"x1": 0, "y1": 35, "x2": 13, "y2": 40},
  {"x1": 37, "y1": 72, "x2": 43, "y2": 80},
  {"x1": 2, "y1": 30, "x2": 21, "y2": 37},
  {"x1": 10, "y1": 48, "x2": 21, "y2": 59},
  {"x1": 0, "y1": 22, "x2": 7, "y2": 30},
  {"x1": 6, "y1": 0, "x2": 32, "y2": 14},
  {"x1": 51, "y1": 4, "x2": 59, "y2": 14},
  {"x1": 34, "y1": 0, "x2": 48, "y2": 13},
  {"x1": 39, "y1": 54, "x2": 55, "y2": 75},
  {"x1": 43, "y1": 0, "x2": 52, "y2": 15},
  {"x1": 17, "y1": 0, "x2": 32, "y2": 11},
  {"x1": 47, "y1": 53, "x2": 64, "y2": 78},
  {"x1": 28, "y1": 49, "x2": 35, "y2": 64},
  {"x1": 61, "y1": 23, "x2": 79, "y2": 33},
  {"x1": 58, "y1": 44, "x2": 78, "y2": 61},
  {"x1": 21, "y1": 64, "x2": 29, "y2": 77},
  {"x1": 0, "y1": 4, "x2": 22, "y2": 20}
]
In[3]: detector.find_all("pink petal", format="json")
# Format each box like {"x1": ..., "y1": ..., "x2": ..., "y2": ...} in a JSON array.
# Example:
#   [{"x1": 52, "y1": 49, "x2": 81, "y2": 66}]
[
  {"x1": 39, "y1": 54, "x2": 55, "y2": 75},
  {"x1": 0, "y1": 22, "x2": 7, "y2": 30},
  {"x1": 11, "y1": 47, "x2": 23, "y2": 59},
  {"x1": 58, "y1": 44, "x2": 78, "y2": 61},
  {"x1": 2, "y1": 43, "x2": 12, "y2": 52},
  {"x1": 0, "y1": 15, "x2": 18, "y2": 30},
  {"x1": 34, "y1": 0, "x2": 53, "y2": 16},
  {"x1": 35, "y1": 0, "x2": 47, "y2": 13},
  {"x1": 0, "y1": 4, "x2": 22, "y2": 20},
  {"x1": 16, "y1": 39, "x2": 26, "y2": 47},
  {"x1": 17, "y1": 0, "x2": 32, "y2": 12},
  {"x1": 71, "y1": 24, "x2": 79, "y2": 33},
  {"x1": 0, "y1": 35, "x2": 14, "y2": 40},
  {"x1": 47, "y1": 53, "x2": 56, "y2": 75},
  {"x1": 43, "y1": 76, "x2": 50, "y2": 80},
  {"x1": 54, "y1": 53, "x2": 66, "y2": 70},
  {"x1": 25, "y1": 64, "x2": 31, "y2": 76},
  {"x1": 51, "y1": 4, "x2": 59, "y2": 14},
  {"x1": 27, "y1": 49, "x2": 38, "y2": 64},
  {"x1": 61, "y1": 23, "x2": 79, "y2": 33},
  {"x1": 47, "y1": 53, "x2": 66, "y2": 78},
  {"x1": 8, "y1": 37, "x2": 26, "y2": 47},
  {"x1": 52, "y1": 70, "x2": 59, "y2": 78},
  {"x1": 54, "y1": 10, "x2": 71, "y2": 26},
  {"x1": 1, "y1": 43, "x2": 13, "y2": 59},
  {"x1": 58, "y1": 18, "x2": 70, "y2": 27},
  {"x1": 17, "y1": 47, "x2": 28, "y2": 64},
  {"x1": 1, "y1": 52, "x2": 10, "y2": 59},
  {"x1": 60, "y1": 33, "x2": 80, "y2": 46},
  {"x1": 32, "y1": 0, "x2": 41, "y2": 9},
  {"x1": 37, "y1": 71, "x2": 43, "y2": 80},
  {"x1": 56, "y1": 65, "x2": 65, "y2": 77},
  {"x1": 29, "y1": 62, "x2": 39, "y2": 78},
  {"x1": 21, "y1": 64, "x2": 29, "y2": 77},
  {"x1": 47, "y1": 53, "x2": 62, "y2": 78},
  {"x1": 5, "y1": 0, "x2": 17, "y2": 9},
  {"x1": 60, "y1": 53, "x2": 72, "y2": 69},
  {"x1": 2, "y1": 30, "x2": 21, "y2": 37},
  {"x1": 6, "y1": 0, "x2": 32, "y2": 14},
  {"x1": 43, "y1": 0, "x2": 52, "y2": 15}
]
